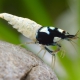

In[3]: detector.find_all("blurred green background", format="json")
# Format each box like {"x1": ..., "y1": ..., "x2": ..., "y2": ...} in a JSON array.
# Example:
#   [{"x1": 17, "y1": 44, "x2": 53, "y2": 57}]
[{"x1": 0, "y1": 0, "x2": 80, "y2": 80}]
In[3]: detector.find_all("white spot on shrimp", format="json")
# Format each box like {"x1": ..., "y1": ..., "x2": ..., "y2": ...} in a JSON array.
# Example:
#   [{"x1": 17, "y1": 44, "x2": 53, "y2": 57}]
[
  {"x1": 53, "y1": 37, "x2": 61, "y2": 42},
  {"x1": 49, "y1": 27, "x2": 55, "y2": 30},
  {"x1": 58, "y1": 28, "x2": 64, "y2": 33},
  {"x1": 40, "y1": 27, "x2": 50, "y2": 34}
]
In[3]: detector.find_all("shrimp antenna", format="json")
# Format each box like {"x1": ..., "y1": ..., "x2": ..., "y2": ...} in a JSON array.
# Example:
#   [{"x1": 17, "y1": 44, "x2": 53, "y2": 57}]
[
  {"x1": 70, "y1": 29, "x2": 80, "y2": 41},
  {"x1": 74, "y1": 29, "x2": 80, "y2": 39},
  {"x1": 69, "y1": 40, "x2": 78, "y2": 53},
  {"x1": 71, "y1": 40, "x2": 80, "y2": 47},
  {"x1": 76, "y1": 36, "x2": 80, "y2": 39},
  {"x1": 75, "y1": 29, "x2": 80, "y2": 36}
]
